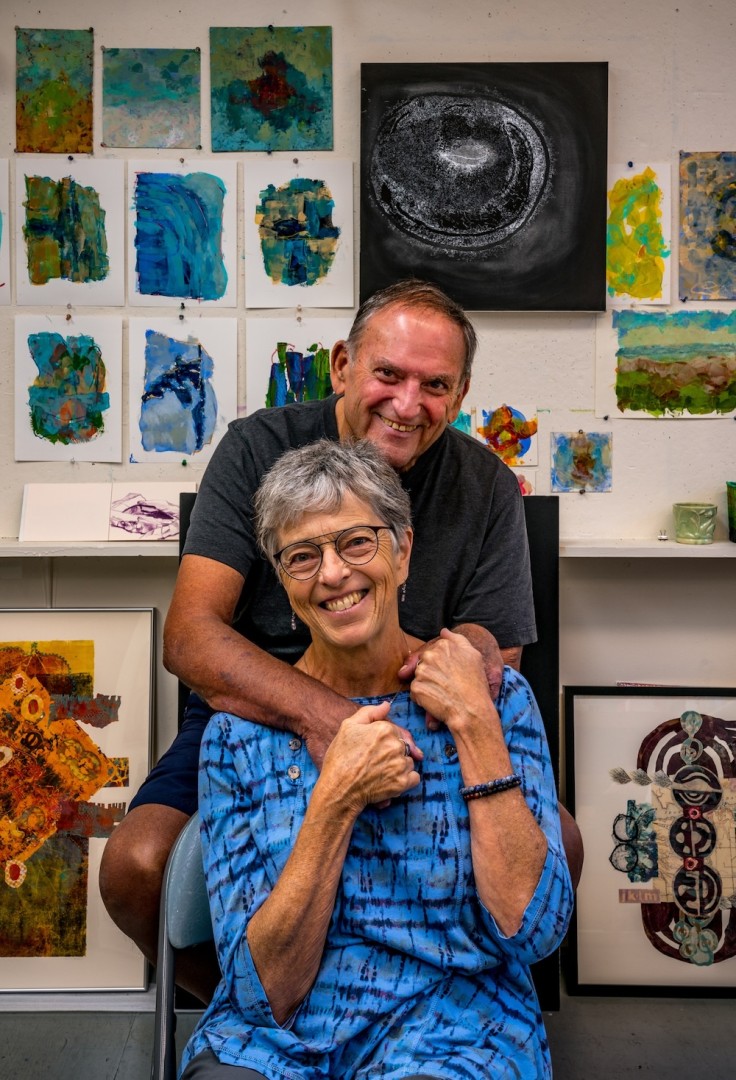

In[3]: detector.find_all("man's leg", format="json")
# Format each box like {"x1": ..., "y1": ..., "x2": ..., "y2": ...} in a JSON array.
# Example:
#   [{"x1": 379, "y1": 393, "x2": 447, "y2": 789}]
[{"x1": 558, "y1": 803, "x2": 584, "y2": 891}]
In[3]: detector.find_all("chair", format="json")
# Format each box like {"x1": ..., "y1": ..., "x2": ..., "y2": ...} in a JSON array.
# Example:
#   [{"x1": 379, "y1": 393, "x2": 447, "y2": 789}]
[{"x1": 151, "y1": 811, "x2": 212, "y2": 1080}]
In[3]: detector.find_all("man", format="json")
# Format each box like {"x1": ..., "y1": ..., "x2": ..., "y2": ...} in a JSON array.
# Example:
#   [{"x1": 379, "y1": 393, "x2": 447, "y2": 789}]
[{"x1": 100, "y1": 279, "x2": 581, "y2": 1002}]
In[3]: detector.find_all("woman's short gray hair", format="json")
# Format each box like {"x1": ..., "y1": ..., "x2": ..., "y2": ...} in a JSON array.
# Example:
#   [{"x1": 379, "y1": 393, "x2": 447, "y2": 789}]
[{"x1": 254, "y1": 439, "x2": 412, "y2": 566}]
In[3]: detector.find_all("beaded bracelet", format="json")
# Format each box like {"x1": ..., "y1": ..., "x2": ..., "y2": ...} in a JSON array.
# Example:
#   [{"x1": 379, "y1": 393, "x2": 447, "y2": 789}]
[{"x1": 459, "y1": 774, "x2": 522, "y2": 801}]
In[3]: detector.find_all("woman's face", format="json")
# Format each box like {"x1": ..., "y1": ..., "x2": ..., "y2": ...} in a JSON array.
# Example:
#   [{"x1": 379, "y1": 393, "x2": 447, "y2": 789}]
[{"x1": 276, "y1": 491, "x2": 412, "y2": 651}]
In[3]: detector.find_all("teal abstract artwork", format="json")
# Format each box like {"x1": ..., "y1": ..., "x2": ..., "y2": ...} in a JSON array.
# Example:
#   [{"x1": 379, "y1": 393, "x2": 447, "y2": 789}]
[{"x1": 102, "y1": 47, "x2": 201, "y2": 149}]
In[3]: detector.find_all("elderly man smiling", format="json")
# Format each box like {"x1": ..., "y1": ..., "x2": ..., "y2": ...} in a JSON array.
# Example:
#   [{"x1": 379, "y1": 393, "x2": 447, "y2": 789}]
[{"x1": 100, "y1": 279, "x2": 581, "y2": 1003}]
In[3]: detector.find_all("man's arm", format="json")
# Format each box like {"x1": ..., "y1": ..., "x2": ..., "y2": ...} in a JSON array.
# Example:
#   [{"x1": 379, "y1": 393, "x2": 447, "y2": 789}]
[{"x1": 164, "y1": 554, "x2": 354, "y2": 766}]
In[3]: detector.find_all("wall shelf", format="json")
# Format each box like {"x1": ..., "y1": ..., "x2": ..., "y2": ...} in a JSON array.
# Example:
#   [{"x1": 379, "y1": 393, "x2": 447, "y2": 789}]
[
  {"x1": 561, "y1": 539, "x2": 736, "y2": 558},
  {"x1": 0, "y1": 539, "x2": 179, "y2": 558}
]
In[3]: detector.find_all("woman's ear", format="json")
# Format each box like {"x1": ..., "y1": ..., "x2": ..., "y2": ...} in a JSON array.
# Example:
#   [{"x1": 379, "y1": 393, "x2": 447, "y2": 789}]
[{"x1": 397, "y1": 527, "x2": 413, "y2": 585}]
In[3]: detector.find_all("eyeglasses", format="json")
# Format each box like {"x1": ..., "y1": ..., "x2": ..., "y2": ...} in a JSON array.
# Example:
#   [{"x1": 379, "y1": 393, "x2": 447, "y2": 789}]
[{"x1": 275, "y1": 525, "x2": 392, "y2": 580}]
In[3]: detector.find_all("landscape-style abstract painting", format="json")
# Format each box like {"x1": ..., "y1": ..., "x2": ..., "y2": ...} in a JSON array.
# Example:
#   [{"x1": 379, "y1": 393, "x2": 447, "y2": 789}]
[
  {"x1": 607, "y1": 162, "x2": 671, "y2": 305},
  {"x1": 16, "y1": 27, "x2": 93, "y2": 154},
  {"x1": 102, "y1": 47, "x2": 201, "y2": 149},
  {"x1": 596, "y1": 309, "x2": 736, "y2": 419}
]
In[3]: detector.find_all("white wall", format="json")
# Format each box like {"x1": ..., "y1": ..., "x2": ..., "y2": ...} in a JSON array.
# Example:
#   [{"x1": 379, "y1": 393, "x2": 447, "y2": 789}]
[{"x1": 0, "y1": 0, "x2": 733, "y2": 760}]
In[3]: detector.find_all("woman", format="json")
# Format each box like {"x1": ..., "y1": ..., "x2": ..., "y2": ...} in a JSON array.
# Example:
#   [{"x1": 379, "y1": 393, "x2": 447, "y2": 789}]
[{"x1": 180, "y1": 439, "x2": 573, "y2": 1080}]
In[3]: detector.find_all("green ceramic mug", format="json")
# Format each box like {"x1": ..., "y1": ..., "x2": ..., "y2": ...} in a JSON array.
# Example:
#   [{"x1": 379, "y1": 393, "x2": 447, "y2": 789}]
[{"x1": 672, "y1": 502, "x2": 717, "y2": 544}]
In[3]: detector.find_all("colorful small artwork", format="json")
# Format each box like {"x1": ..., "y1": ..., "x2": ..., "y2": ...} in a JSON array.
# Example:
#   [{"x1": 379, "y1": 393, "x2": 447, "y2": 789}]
[
  {"x1": 607, "y1": 162, "x2": 671, "y2": 305},
  {"x1": 597, "y1": 309, "x2": 736, "y2": 419},
  {"x1": 0, "y1": 161, "x2": 9, "y2": 305},
  {"x1": 245, "y1": 161, "x2": 353, "y2": 307},
  {"x1": 128, "y1": 159, "x2": 237, "y2": 307},
  {"x1": 109, "y1": 483, "x2": 196, "y2": 541},
  {"x1": 476, "y1": 403, "x2": 538, "y2": 466},
  {"x1": 128, "y1": 317, "x2": 237, "y2": 463},
  {"x1": 551, "y1": 431, "x2": 612, "y2": 492},
  {"x1": 102, "y1": 47, "x2": 201, "y2": 149},
  {"x1": 245, "y1": 318, "x2": 351, "y2": 413},
  {"x1": 15, "y1": 158, "x2": 125, "y2": 306},
  {"x1": 680, "y1": 151, "x2": 736, "y2": 301},
  {"x1": 512, "y1": 470, "x2": 536, "y2": 496},
  {"x1": 451, "y1": 409, "x2": 474, "y2": 437},
  {"x1": 16, "y1": 28, "x2": 93, "y2": 154},
  {"x1": 210, "y1": 25, "x2": 333, "y2": 152},
  {"x1": 15, "y1": 316, "x2": 122, "y2": 463}
]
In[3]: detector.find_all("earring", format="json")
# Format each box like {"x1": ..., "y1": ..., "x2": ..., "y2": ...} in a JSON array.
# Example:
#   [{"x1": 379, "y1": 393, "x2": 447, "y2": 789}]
[
  {"x1": 291, "y1": 611, "x2": 296, "y2": 631},
  {"x1": 400, "y1": 582, "x2": 407, "y2": 603}
]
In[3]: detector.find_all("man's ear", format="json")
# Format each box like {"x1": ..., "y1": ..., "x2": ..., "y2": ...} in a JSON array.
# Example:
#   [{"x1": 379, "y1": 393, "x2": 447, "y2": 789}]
[
  {"x1": 448, "y1": 378, "x2": 470, "y2": 423},
  {"x1": 330, "y1": 339, "x2": 350, "y2": 394}
]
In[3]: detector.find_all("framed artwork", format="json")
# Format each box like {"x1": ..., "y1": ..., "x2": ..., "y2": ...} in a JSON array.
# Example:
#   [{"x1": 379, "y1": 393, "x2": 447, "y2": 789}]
[
  {"x1": 606, "y1": 161, "x2": 671, "y2": 306},
  {"x1": 244, "y1": 159, "x2": 354, "y2": 308},
  {"x1": 128, "y1": 316, "x2": 237, "y2": 464},
  {"x1": 360, "y1": 62, "x2": 608, "y2": 311},
  {"x1": 128, "y1": 159, "x2": 237, "y2": 307},
  {"x1": 564, "y1": 685, "x2": 736, "y2": 995},
  {"x1": 0, "y1": 608, "x2": 154, "y2": 992},
  {"x1": 15, "y1": 157, "x2": 125, "y2": 306},
  {"x1": 15, "y1": 315, "x2": 123, "y2": 463}
]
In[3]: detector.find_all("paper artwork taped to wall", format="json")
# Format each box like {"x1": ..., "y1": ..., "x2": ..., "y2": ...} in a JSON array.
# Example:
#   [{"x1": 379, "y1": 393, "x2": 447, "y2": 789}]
[
  {"x1": 128, "y1": 317, "x2": 237, "y2": 464},
  {"x1": 0, "y1": 162, "x2": 9, "y2": 306},
  {"x1": 245, "y1": 317, "x2": 352, "y2": 413},
  {"x1": 596, "y1": 309, "x2": 736, "y2": 419},
  {"x1": 606, "y1": 162, "x2": 671, "y2": 305},
  {"x1": 128, "y1": 159, "x2": 236, "y2": 307},
  {"x1": 109, "y1": 482, "x2": 197, "y2": 541},
  {"x1": 244, "y1": 160, "x2": 353, "y2": 307},
  {"x1": 14, "y1": 316, "x2": 123, "y2": 463},
  {"x1": 680, "y1": 151, "x2": 736, "y2": 301},
  {"x1": 15, "y1": 158, "x2": 125, "y2": 306},
  {"x1": 360, "y1": 62, "x2": 608, "y2": 311},
  {"x1": 16, "y1": 28, "x2": 93, "y2": 154},
  {"x1": 102, "y1": 47, "x2": 201, "y2": 149},
  {"x1": 512, "y1": 470, "x2": 536, "y2": 496},
  {"x1": 210, "y1": 25, "x2": 332, "y2": 152},
  {"x1": 551, "y1": 431, "x2": 612, "y2": 493},
  {"x1": 474, "y1": 402, "x2": 539, "y2": 466},
  {"x1": 0, "y1": 608, "x2": 152, "y2": 991}
]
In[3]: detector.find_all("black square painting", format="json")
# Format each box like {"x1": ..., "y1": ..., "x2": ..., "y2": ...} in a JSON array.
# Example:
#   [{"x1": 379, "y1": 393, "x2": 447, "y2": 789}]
[{"x1": 360, "y1": 62, "x2": 608, "y2": 311}]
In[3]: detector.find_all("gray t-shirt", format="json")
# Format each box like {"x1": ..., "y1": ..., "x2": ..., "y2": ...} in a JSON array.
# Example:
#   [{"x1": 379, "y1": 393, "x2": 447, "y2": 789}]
[{"x1": 184, "y1": 396, "x2": 536, "y2": 658}]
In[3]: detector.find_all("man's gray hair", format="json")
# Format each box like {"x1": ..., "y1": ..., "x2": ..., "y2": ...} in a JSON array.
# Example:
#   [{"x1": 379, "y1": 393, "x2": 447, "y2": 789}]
[
  {"x1": 346, "y1": 278, "x2": 478, "y2": 384},
  {"x1": 254, "y1": 439, "x2": 412, "y2": 566}
]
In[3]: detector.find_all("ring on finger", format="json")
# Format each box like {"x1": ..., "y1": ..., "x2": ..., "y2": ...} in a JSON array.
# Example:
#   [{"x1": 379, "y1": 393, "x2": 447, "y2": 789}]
[{"x1": 403, "y1": 741, "x2": 412, "y2": 757}]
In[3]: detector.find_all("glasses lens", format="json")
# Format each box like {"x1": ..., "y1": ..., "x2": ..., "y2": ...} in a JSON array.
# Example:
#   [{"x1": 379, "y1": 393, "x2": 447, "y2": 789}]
[
  {"x1": 280, "y1": 542, "x2": 322, "y2": 579},
  {"x1": 336, "y1": 527, "x2": 380, "y2": 564}
]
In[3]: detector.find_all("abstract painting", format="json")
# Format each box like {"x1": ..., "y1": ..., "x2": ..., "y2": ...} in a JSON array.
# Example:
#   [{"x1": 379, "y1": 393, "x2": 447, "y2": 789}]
[
  {"x1": 14, "y1": 316, "x2": 123, "y2": 463},
  {"x1": 245, "y1": 317, "x2": 352, "y2": 412},
  {"x1": 680, "y1": 151, "x2": 736, "y2": 301},
  {"x1": 128, "y1": 159, "x2": 237, "y2": 307},
  {"x1": 244, "y1": 160, "x2": 353, "y2": 307},
  {"x1": 16, "y1": 28, "x2": 93, "y2": 154},
  {"x1": 109, "y1": 482, "x2": 197, "y2": 541},
  {"x1": 0, "y1": 161, "x2": 9, "y2": 305},
  {"x1": 551, "y1": 431, "x2": 612, "y2": 493},
  {"x1": 360, "y1": 62, "x2": 608, "y2": 310},
  {"x1": 607, "y1": 162, "x2": 671, "y2": 305},
  {"x1": 102, "y1": 47, "x2": 201, "y2": 149},
  {"x1": 210, "y1": 25, "x2": 332, "y2": 152},
  {"x1": 596, "y1": 309, "x2": 736, "y2": 419},
  {"x1": 565, "y1": 686, "x2": 736, "y2": 993},
  {"x1": 0, "y1": 608, "x2": 152, "y2": 992},
  {"x1": 15, "y1": 158, "x2": 125, "y2": 306},
  {"x1": 512, "y1": 470, "x2": 536, "y2": 496},
  {"x1": 128, "y1": 316, "x2": 237, "y2": 464},
  {"x1": 475, "y1": 402, "x2": 539, "y2": 466}
]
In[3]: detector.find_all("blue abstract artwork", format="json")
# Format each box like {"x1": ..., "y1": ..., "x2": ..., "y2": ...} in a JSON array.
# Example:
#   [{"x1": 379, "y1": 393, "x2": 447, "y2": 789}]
[{"x1": 139, "y1": 329, "x2": 217, "y2": 454}]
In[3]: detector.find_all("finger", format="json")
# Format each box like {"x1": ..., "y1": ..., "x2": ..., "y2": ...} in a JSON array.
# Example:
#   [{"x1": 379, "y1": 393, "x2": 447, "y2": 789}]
[
  {"x1": 397, "y1": 651, "x2": 420, "y2": 679},
  {"x1": 350, "y1": 700, "x2": 391, "y2": 726}
]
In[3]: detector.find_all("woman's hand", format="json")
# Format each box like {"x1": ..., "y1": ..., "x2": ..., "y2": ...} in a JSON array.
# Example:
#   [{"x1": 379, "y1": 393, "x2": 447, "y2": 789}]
[
  {"x1": 320, "y1": 700, "x2": 420, "y2": 815},
  {"x1": 410, "y1": 628, "x2": 497, "y2": 735}
]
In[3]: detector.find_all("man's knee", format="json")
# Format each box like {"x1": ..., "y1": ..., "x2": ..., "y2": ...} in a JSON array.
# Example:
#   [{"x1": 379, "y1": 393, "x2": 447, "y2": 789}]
[{"x1": 100, "y1": 804, "x2": 189, "y2": 921}]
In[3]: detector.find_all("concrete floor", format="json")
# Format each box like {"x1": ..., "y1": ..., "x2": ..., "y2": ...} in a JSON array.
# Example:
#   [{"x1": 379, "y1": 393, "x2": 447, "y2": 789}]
[{"x1": 0, "y1": 988, "x2": 734, "y2": 1079}]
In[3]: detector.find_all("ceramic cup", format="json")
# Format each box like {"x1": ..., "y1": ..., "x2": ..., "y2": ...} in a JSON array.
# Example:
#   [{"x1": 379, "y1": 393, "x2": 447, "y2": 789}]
[
  {"x1": 727, "y1": 482, "x2": 736, "y2": 543},
  {"x1": 672, "y1": 502, "x2": 717, "y2": 544}
]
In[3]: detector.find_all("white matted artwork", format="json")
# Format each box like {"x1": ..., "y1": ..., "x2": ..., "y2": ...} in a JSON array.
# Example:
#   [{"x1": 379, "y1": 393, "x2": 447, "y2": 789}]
[
  {"x1": 15, "y1": 157, "x2": 125, "y2": 306},
  {"x1": 244, "y1": 159, "x2": 354, "y2": 308},
  {"x1": 606, "y1": 161, "x2": 671, "y2": 307},
  {"x1": 511, "y1": 468, "x2": 537, "y2": 496},
  {"x1": 0, "y1": 607, "x2": 154, "y2": 992},
  {"x1": 245, "y1": 316, "x2": 352, "y2": 413},
  {"x1": 128, "y1": 316, "x2": 237, "y2": 464},
  {"x1": 471, "y1": 400, "x2": 539, "y2": 466},
  {"x1": 128, "y1": 159, "x2": 237, "y2": 308},
  {"x1": 0, "y1": 160, "x2": 10, "y2": 306},
  {"x1": 109, "y1": 481, "x2": 197, "y2": 541},
  {"x1": 15, "y1": 315, "x2": 123, "y2": 463},
  {"x1": 19, "y1": 483, "x2": 112, "y2": 542}
]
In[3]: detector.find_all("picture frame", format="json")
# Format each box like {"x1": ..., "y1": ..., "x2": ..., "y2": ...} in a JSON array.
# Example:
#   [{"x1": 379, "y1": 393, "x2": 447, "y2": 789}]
[
  {"x1": 0, "y1": 608, "x2": 154, "y2": 993},
  {"x1": 564, "y1": 685, "x2": 736, "y2": 996}
]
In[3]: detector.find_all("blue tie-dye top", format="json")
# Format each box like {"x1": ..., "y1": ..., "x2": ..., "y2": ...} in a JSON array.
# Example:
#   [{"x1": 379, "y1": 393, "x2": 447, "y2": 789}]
[{"x1": 180, "y1": 669, "x2": 573, "y2": 1079}]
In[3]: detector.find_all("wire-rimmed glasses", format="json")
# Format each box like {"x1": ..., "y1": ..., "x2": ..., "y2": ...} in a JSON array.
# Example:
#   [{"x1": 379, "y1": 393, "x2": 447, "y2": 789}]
[{"x1": 275, "y1": 525, "x2": 392, "y2": 580}]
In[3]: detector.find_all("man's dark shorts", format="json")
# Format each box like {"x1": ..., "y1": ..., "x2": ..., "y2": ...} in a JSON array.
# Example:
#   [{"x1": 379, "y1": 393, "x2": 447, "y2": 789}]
[{"x1": 129, "y1": 692, "x2": 213, "y2": 816}]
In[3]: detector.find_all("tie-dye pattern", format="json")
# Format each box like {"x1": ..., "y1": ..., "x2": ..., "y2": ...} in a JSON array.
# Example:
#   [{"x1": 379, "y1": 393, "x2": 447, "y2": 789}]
[{"x1": 181, "y1": 669, "x2": 572, "y2": 1079}]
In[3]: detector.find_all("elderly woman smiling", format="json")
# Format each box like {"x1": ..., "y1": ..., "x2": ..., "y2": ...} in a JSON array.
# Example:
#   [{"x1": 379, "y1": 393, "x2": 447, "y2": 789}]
[{"x1": 180, "y1": 440, "x2": 573, "y2": 1080}]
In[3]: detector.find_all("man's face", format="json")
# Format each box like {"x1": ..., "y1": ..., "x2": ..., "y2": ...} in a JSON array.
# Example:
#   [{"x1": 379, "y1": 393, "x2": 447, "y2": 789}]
[{"x1": 331, "y1": 305, "x2": 469, "y2": 472}]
